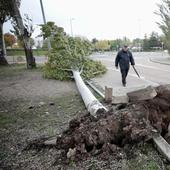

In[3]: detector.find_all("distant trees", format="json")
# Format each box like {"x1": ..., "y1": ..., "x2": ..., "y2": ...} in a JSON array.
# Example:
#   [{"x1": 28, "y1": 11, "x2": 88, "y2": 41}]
[
  {"x1": 94, "y1": 40, "x2": 110, "y2": 51},
  {"x1": 91, "y1": 32, "x2": 163, "y2": 52},
  {"x1": 142, "y1": 32, "x2": 162, "y2": 51},
  {"x1": 40, "y1": 21, "x2": 57, "y2": 39},
  {"x1": 93, "y1": 38, "x2": 131, "y2": 52},
  {"x1": 109, "y1": 40, "x2": 118, "y2": 51},
  {"x1": 156, "y1": 0, "x2": 170, "y2": 54},
  {"x1": 149, "y1": 32, "x2": 162, "y2": 48},
  {"x1": 39, "y1": 21, "x2": 57, "y2": 50},
  {"x1": 91, "y1": 38, "x2": 98, "y2": 44},
  {"x1": 143, "y1": 35, "x2": 150, "y2": 51}
]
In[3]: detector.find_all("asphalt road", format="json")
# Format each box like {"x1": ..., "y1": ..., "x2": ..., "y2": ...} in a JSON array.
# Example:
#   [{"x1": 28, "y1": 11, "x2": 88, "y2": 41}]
[
  {"x1": 91, "y1": 51, "x2": 170, "y2": 95},
  {"x1": 7, "y1": 52, "x2": 170, "y2": 87}
]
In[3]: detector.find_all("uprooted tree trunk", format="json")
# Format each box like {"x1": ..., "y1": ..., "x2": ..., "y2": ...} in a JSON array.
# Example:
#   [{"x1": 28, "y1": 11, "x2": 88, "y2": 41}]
[
  {"x1": 0, "y1": 21, "x2": 8, "y2": 66},
  {"x1": 72, "y1": 70, "x2": 107, "y2": 116},
  {"x1": 11, "y1": 0, "x2": 36, "y2": 69}
]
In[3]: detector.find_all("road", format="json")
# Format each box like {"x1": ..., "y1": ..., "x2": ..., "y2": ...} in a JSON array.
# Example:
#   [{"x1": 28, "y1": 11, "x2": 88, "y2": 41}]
[
  {"x1": 7, "y1": 52, "x2": 170, "y2": 87},
  {"x1": 91, "y1": 51, "x2": 170, "y2": 96}
]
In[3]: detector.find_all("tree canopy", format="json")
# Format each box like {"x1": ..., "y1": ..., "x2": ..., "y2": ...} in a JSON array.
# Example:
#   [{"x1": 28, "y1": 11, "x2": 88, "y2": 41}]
[
  {"x1": 0, "y1": 0, "x2": 11, "y2": 23},
  {"x1": 43, "y1": 24, "x2": 106, "y2": 80},
  {"x1": 156, "y1": 0, "x2": 170, "y2": 53},
  {"x1": 40, "y1": 21, "x2": 57, "y2": 40},
  {"x1": 95, "y1": 40, "x2": 110, "y2": 51}
]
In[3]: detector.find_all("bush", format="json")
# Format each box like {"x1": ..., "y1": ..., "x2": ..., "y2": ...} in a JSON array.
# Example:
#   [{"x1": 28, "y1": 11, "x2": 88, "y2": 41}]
[{"x1": 43, "y1": 25, "x2": 107, "y2": 80}]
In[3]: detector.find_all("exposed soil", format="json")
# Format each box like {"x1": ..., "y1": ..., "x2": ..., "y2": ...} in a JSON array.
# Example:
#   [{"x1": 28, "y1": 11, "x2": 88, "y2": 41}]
[{"x1": 25, "y1": 85, "x2": 170, "y2": 170}]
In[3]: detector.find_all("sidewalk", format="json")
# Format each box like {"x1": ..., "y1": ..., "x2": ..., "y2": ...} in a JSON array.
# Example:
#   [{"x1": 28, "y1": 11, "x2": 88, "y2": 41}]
[
  {"x1": 150, "y1": 57, "x2": 170, "y2": 65},
  {"x1": 91, "y1": 69, "x2": 159, "y2": 103}
]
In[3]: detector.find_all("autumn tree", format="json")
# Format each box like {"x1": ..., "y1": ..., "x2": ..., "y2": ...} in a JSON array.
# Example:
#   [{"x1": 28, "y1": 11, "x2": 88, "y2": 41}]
[
  {"x1": 95, "y1": 40, "x2": 110, "y2": 51},
  {"x1": 4, "y1": 33, "x2": 16, "y2": 48}
]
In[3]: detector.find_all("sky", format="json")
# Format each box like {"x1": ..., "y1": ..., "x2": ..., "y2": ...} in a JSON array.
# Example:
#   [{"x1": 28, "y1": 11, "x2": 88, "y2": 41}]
[{"x1": 4, "y1": 0, "x2": 163, "y2": 40}]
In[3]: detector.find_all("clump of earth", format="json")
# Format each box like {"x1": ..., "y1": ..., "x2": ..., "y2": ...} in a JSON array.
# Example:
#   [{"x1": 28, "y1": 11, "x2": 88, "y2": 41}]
[{"x1": 27, "y1": 85, "x2": 170, "y2": 164}]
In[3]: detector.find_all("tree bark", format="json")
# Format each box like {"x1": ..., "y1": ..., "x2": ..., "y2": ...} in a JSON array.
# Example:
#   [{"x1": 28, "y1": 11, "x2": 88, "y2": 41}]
[
  {"x1": 72, "y1": 70, "x2": 107, "y2": 117},
  {"x1": 23, "y1": 34, "x2": 36, "y2": 69},
  {"x1": 11, "y1": 0, "x2": 36, "y2": 69},
  {"x1": 0, "y1": 22, "x2": 8, "y2": 66}
]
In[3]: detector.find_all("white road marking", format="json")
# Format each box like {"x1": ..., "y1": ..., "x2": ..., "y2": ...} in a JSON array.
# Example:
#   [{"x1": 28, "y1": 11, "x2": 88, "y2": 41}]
[{"x1": 136, "y1": 63, "x2": 170, "y2": 73}]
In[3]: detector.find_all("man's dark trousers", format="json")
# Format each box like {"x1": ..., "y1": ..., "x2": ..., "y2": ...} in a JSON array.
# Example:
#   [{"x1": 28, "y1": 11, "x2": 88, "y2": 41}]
[{"x1": 120, "y1": 67, "x2": 129, "y2": 85}]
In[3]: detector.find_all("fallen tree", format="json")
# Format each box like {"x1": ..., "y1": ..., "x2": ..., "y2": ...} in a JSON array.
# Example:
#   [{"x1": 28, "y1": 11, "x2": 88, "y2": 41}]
[{"x1": 43, "y1": 25, "x2": 106, "y2": 80}]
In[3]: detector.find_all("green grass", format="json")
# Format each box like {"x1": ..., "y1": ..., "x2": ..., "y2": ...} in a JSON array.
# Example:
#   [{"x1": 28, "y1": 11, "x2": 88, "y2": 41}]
[
  {"x1": 33, "y1": 50, "x2": 48, "y2": 56},
  {"x1": 0, "y1": 64, "x2": 43, "y2": 78},
  {"x1": 126, "y1": 144, "x2": 164, "y2": 170},
  {"x1": 146, "y1": 161, "x2": 159, "y2": 170},
  {"x1": 167, "y1": 165, "x2": 170, "y2": 170},
  {"x1": 6, "y1": 49, "x2": 48, "y2": 56},
  {"x1": 128, "y1": 159, "x2": 159, "y2": 170},
  {"x1": 0, "y1": 64, "x2": 26, "y2": 77},
  {"x1": 0, "y1": 114, "x2": 17, "y2": 126}
]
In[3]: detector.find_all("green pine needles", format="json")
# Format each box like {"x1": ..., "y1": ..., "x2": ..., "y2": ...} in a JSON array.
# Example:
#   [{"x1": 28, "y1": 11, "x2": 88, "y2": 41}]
[{"x1": 43, "y1": 25, "x2": 107, "y2": 80}]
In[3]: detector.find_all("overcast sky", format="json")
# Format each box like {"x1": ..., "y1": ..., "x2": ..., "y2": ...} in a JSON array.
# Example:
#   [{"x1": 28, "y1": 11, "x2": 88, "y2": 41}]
[{"x1": 4, "y1": 0, "x2": 162, "y2": 40}]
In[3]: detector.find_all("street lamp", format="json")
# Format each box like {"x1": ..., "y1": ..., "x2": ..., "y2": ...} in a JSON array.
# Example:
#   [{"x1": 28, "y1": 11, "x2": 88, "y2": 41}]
[
  {"x1": 138, "y1": 19, "x2": 142, "y2": 52},
  {"x1": 161, "y1": 42, "x2": 164, "y2": 51},
  {"x1": 39, "y1": 0, "x2": 51, "y2": 50},
  {"x1": 70, "y1": 18, "x2": 75, "y2": 37}
]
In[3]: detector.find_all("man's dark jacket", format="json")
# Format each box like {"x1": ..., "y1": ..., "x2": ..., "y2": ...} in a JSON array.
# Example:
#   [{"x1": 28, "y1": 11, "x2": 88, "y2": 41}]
[{"x1": 115, "y1": 50, "x2": 135, "y2": 70}]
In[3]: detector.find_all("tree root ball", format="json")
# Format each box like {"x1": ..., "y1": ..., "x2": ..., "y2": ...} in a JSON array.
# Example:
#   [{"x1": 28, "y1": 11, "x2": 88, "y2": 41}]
[{"x1": 27, "y1": 85, "x2": 170, "y2": 161}]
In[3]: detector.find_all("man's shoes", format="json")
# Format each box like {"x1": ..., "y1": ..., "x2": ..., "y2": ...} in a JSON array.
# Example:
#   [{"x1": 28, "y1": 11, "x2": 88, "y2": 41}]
[{"x1": 123, "y1": 83, "x2": 126, "y2": 87}]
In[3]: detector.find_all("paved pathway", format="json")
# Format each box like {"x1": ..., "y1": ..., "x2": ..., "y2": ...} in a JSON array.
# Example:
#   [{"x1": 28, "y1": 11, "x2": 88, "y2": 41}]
[{"x1": 91, "y1": 51, "x2": 170, "y2": 98}]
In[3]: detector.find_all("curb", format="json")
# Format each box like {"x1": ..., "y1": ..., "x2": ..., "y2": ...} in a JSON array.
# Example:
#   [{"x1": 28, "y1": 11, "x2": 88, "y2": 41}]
[{"x1": 150, "y1": 58, "x2": 170, "y2": 66}]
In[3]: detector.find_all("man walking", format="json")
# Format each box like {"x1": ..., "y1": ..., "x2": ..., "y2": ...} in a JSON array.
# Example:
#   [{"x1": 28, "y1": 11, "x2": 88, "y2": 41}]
[{"x1": 115, "y1": 45, "x2": 135, "y2": 87}]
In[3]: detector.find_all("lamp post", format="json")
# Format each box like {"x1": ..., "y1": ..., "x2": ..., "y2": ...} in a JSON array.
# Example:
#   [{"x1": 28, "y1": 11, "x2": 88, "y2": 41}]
[
  {"x1": 138, "y1": 18, "x2": 142, "y2": 52},
  {"x1": 161, "y1": 42, "x2": 164, "y2": 51},
  {"x1": 70, "y1": 18, "x2": 74, "y2": 37},
  {"x1": 39, "y1": 0, "x2": 51, "y2": 50}
]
